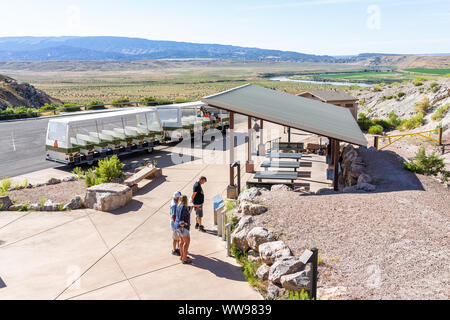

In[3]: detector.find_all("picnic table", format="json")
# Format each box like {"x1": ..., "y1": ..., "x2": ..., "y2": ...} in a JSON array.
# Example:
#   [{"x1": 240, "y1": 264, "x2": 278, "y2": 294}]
[
  {"x1": 260, "y1": 160, "x2": 300, "y2": 172},
  {"x1": 266, "y1": 152, "x2": 303, "y2": 161},
  {"x1": 254, "y1": 171, "x2": 299, "y2": 184}
]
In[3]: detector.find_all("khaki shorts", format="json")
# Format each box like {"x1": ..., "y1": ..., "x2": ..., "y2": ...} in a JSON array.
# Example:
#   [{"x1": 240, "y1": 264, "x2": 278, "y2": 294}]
[
  {"x1": 194, "y1": 205, "x2": 203, "y2": 218},
  {"x1": 177, "y1": 228, "x2": 190, "y2": 238},
  {"x1": 172, "y1": 227, "x2": 180, "y2": 241}
]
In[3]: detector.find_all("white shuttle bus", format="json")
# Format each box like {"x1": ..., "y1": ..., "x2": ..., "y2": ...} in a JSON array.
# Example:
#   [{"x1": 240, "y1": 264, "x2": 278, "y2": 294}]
[
  {"x1": 154, "y1": 101, "x2": 230, "y2": 141},
  {"x1": 45, "y1": 108, "x2": 163, "y2": 165}
]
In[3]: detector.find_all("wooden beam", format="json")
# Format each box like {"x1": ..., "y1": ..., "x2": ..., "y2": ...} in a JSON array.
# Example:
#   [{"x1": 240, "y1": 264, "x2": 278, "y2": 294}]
[{"x1": 333, "y1": 139, "x2": 340, "y2": 191}]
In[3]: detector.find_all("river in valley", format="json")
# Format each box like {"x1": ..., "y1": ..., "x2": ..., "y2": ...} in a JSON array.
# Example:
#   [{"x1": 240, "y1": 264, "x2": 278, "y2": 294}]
[{"x1": 270, "y1": 76, "x2": 373, "y2": 87}]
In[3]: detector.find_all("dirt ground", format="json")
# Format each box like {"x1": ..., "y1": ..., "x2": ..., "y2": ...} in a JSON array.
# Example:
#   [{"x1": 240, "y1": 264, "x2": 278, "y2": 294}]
[
  {"x1": 252, "y1": 147, "x2": 449, "y2": 300},
  {"x1": 8, "y1": 180, "x2": 86, "y2": 205}
]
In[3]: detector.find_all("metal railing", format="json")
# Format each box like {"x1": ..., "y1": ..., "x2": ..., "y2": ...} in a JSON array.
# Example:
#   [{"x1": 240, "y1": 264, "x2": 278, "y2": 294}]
[
  {"x1": 0, "y1": 99, "x2": 191, "y2": 121},
  {"x1": 374, "y1": 128, "x2": 443, "y2": 151}
]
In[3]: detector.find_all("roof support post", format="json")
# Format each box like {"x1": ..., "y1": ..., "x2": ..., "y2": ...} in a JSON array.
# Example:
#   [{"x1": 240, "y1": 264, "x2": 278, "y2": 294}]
[
  {"x1": 288, "y1": 127, "x2": 291, "y2": 144},
  {"x1": 246, "y1": 116, "x2": 255, "y2": 173},
  {"x1": 229, "y1": 112, "x2": 235, "y2": 187},
  {"x1": 333, "y1": 139, "x2": 340, "y2": 191},
  {"x1": 227, "y1": 112, "x2": 238, "y2": 199},
  {"x1": 247, "y1": 116, "x2": 252, "y2": 163},
  {"x1": 258, "y1": 119, "x2": 265, "y2": 156}
]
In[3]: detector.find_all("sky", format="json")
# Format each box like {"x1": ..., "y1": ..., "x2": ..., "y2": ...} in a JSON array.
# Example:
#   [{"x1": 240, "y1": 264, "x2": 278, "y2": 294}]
[{"x1": 1, "y1": 0, "x2": 449, "y2": 55}]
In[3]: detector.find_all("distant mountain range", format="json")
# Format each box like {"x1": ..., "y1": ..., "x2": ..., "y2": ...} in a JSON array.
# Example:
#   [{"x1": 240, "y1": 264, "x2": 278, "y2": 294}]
[{"x1": 0, "y1": 36, "x2": 339, "y2": 62}]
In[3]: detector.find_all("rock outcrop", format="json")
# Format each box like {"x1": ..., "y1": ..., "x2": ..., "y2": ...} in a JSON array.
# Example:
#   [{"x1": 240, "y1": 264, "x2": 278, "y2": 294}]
[
  {"x1": 259, "y1": 241, "x2": 292, "y2": 265},
  {"x1": 246, "y1": 227, "x2": 276, "y2": 252},
  {"x1": 0, "y1": 74, "x2": 62, "y2": 109},
  {"x1": 268, "y1": 256, "x2": 305, "y2": 284},
  {"x1": 84, "y1": 183, "x2": 132, "y2": 211}
]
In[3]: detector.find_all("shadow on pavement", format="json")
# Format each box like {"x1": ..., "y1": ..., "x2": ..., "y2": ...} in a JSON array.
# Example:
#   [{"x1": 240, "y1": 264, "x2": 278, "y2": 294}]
[{"x1": 188, "y1": 253, "x2": 246, "y2": 282}]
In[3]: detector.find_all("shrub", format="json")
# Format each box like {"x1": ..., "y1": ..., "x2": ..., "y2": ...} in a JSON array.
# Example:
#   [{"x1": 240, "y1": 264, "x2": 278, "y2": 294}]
[
  {"x1": 111, "y1": 96, "x2": 132, "y2": 107},
  {"x1": 1, "y1": 177, "x2": 12, "y2": 193},
  {"x1": 357, "y1": 113, "x2": 375, "y2": 131},
  {"x1": 368, "y1": 125, "x2": 384, "y2": 135},
  {"x1": 413, "y1": 76, "x2": 425, "y2": 86},
  {"x1": 225, "y1": 200, "x2": 237, "y2": 212},
  {"x1": 387, "y1": 111, "x2": 402, "y2": 128},
  {"x1": 72, "y1": 167, "x2": 85, "y2": 179},
  {"x1": 414, "y1": 97, "x2": 431, "y2": 114},
  {"x1": 84, "y1": 168, "x2": 100, "y2": 188},
  {"x1": 430, "y1": 82, "x2": 439, "y2": 93},
  {"x1": 140, "y1": 96, "x2": 157, "y2": 106},
  {"x1": 431, "y1": 103, "x2": 450, "y2": 121},
  {"x1": 86, "y1": 100, "x2": 105, "y2": 110},
  {"x1": 400, "y1": 113, "x2": 423, "y2": 130},
  {"x1": 404, "y1": 146, "x2": 449, "y2": 182},
  {"x1": 39, "y1": 103, "x2": 57, "y2": 111},
  {"x1": 281, "y1": 290, "x2": 312, "y2": 300},
  {"x1": 60, "y1": 103, "x2": 81, "y2": 112},
  {"x1": 95, "y1": 155, "x2": 124, "y2": 184},
  {"x1": 396, "y1": 91, "x2": 406, "y2": 98},
  {"x1": 373, "y1": 84, "x2": 382, "y2": 92}
]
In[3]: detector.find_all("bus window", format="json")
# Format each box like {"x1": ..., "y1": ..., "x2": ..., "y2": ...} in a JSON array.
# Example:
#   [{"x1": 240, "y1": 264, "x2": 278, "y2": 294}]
[{"x1": 48, "y1": 122, "x2": 67, "y2": 142}]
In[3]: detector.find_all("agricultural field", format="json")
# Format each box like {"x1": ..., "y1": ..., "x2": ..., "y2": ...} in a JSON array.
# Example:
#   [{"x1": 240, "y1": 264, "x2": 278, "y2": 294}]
[
  {"x1": 290, "y1": 70, "x2": 416, "y2": 84},
  {"x1": 403, "y1": 68, "x2": 450, "y2": 75},
  {"x1": 0, "y1": 60, "x2": 357, "y2": 104}
]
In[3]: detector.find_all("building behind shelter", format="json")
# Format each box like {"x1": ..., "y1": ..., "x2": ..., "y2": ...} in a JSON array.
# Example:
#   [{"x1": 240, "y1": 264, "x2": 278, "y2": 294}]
[{"x1": 297, "y1": 89, "x2": 358, "y2": 119}]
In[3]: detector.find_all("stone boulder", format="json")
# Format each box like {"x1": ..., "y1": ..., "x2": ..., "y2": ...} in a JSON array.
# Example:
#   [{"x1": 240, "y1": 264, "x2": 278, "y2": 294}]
[
  {"x1": 246, "y1": 227, "x2": 276, "y2": 252},
  {"x1": 42, "y1": 199, "x2": 61, "y2": 211},
  {"x1": 231, "y1": 216, "x2": 254, "y2": 252},
  {"x1": 256, "y1": 264, "x2": 270, "y2": 280},
  {"x1": 28, "y1": 203, "x2": 41, "y2": 211},
  {"x1": 247, "y1": 250, "x2": 261, "y2": 263},
  {"x1": 47, "y1": 178, "x2": 61, "y2": 185},
  {"x1": 237, "y1": 187, "x2": 261, "y2": 204},
  {"x1": 271, "y1": 184, "x2": 291, "y2": 192},
  {"x1": 266, "y1": 283, "x2": 284, "y2": 300},
  {"x1": 259, "y1": 241, "x2": 292, "y2": 265},
  {"x1": 63, "y1": 195, "x2": 83, "y2": 210},
  {"x1": 0, "y1": 196, "x2": 12, "y2": 210},
  {"x1": 357, "y1": 182, "x2": 376, "y2": 192},
  {"x1": 280, "y1": 270, "x2": 311, "y2": 293},
  {"x1": 84, "y1": 183, "x2": 132, "y2": 212},
  {"x1": 239, "y1": 201, "x2": 268, "y2": 216},
  {"x1": 343, "y1": 186, "x2": 358, "y2": 193},
  {"x1": 268, "y1": 256, "x2": 305, "y2": 284},
  {"x1": 357, "y1": 173, "x2": 372, "y2": 185},
  {"x1": 8, "y1": 204, "x2": 23, "y2": 211},
  {"x1": 315, "y1": 188, "x2": 337, "y2": 195},
  {"x1": 63, "y1": 176, "x2": 77, "y2": 182}
]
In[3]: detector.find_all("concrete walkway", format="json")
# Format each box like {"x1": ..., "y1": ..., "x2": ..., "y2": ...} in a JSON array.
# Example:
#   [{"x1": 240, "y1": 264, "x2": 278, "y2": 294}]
[
  {"x1": 0, "y1": 129, "x2": 261, "y2": 300},
  {"x1": 0, "y1": 119, "x2": 328, "y2": 300}
]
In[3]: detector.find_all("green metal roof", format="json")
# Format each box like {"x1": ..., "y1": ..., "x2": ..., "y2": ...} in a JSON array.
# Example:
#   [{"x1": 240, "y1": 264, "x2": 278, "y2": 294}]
[{"x1": 202, "y1": 84, "x2": 367, "y2": 146}]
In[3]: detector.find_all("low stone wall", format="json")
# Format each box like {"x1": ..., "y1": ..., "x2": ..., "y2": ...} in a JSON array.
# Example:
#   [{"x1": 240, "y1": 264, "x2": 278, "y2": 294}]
[
  {"x1": 230, "y1": 186, "x2": 312, "y2": 299},
  {"x1": 340, "y1": 144, "x2": 376, "y2": 192}
]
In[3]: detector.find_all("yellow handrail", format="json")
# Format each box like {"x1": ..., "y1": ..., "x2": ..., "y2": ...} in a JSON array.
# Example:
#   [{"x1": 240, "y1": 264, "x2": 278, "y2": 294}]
[{"x1": 374, "y1": 128, "x2": 442, "y2": 150}]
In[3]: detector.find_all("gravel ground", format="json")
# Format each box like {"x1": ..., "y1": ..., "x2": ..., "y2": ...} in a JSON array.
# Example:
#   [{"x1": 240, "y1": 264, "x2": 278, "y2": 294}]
[
  {"x1": 252, "y1": 148, "x2": 449, "y2": 300},
  {"x1": 8, "y1": 180, "x2": 86, "y2": 205}
]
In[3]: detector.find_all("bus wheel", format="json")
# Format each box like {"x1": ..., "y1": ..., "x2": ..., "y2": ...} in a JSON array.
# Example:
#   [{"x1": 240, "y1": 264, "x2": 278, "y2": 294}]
[
  {"x1": 87, "y1": 161, "x2": 94, "y2": 166},
  {"x1": 147, "y1": 147, "x2": 154, "y2": 153}
]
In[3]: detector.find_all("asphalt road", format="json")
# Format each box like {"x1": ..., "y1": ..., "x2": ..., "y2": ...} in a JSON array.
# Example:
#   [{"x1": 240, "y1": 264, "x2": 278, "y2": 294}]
[
  {"x1": 0, "y1": 118, "x2": 61, "y2": 179},
  {"x1": 0, "y1": 114, "x2": 249, "y2": 179}
]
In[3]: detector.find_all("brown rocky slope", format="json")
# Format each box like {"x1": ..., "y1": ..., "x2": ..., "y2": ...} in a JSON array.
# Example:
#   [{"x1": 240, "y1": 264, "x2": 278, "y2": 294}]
[{"x1": 0, "y1": 74, "x2": 62, "y2": 109}]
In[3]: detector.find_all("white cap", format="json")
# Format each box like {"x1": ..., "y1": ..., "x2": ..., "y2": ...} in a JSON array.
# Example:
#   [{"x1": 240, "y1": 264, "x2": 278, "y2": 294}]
[{"x1": 173, "y1": 191, "x2": 181, "y2": 198}]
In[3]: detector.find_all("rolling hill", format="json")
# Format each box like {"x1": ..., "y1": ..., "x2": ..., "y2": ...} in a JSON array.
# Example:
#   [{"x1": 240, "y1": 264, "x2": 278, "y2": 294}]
[{"x1": 0, "y1": 36, "x2": 336, "y2": 62}]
